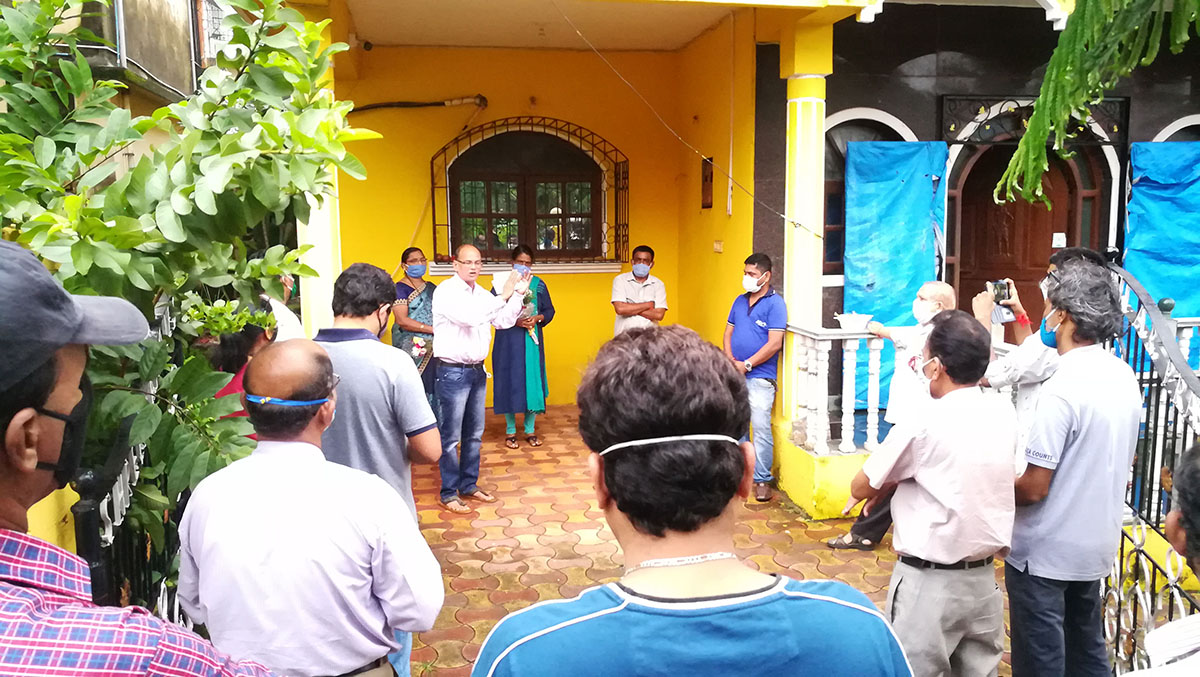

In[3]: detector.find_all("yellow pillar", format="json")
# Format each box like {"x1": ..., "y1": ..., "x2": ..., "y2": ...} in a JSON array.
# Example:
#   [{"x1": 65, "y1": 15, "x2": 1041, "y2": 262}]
[{"x1": 779, "y1": 20, "x2": 830, "y2": 420}]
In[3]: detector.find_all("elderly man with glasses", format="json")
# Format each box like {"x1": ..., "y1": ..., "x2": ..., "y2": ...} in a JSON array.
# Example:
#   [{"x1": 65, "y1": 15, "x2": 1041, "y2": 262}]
[
  {"x1": 432, "y1": 244, "x2": 530, "y2": 514},
  {"x1": 178, "y1": 339, "x2": 443, "y2": 677}
]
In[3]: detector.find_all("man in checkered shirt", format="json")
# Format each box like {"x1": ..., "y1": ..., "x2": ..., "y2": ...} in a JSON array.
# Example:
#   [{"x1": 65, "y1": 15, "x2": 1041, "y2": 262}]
[{"x1": 0, "y1": 241, "x2": 276, "y2": 676}]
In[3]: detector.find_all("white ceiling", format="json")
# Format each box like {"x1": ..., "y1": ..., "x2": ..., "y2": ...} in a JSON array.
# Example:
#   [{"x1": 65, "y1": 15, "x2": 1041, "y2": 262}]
[{"x1": 344, "y1": 0, "x2": 735, "y2": 51}]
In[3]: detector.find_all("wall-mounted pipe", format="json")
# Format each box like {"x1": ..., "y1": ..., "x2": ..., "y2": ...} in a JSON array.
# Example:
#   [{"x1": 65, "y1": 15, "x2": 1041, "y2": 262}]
[{"x1": 350, "y1": 94, "x2": 487, "y2": 115}]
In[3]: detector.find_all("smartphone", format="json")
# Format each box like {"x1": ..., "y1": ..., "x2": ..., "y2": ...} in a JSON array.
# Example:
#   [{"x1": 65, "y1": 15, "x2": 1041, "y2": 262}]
[
  {"x1": 987, "y1": 281, "x2": 1016, "y2": 323},
  {"x1": 989, "y1": 280, "x2": 1011, "y2": 304}
]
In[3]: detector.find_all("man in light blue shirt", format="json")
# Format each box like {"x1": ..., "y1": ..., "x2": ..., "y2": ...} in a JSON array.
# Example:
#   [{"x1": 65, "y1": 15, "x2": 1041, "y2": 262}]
[
  {"x1": 723, "y1": 253, "x2": 787, "y2": 502},
  {"x1": 1008, "y1": 261, "x2": 1142, "y2": 677},
  {"x1": 473, "y1": 325, "x2": 910, "y2": 677}
]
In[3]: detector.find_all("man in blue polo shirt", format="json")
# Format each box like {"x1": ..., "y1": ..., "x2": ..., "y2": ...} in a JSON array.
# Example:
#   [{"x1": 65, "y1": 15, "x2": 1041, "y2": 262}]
[{"x1": 723, "y1": 253, "x2": 788, "y2": 502}]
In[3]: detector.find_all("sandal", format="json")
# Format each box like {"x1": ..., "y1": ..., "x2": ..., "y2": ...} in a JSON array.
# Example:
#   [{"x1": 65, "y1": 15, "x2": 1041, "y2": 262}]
[
  {"x1": 504, "y1": 435, "x2": 519, "y2": 449},
  {"x1": 460, "y1": 489, "x2": 497, "y2": 504},
  {"x1": 827, "y1": 533, "x2": 875, "y2": 551},
  {"x1": 438, "y1": 499, "x2": 472, "y2": 515},
  {"x1": 526, "y1": 435, "x2": 542, "y2": 447}
]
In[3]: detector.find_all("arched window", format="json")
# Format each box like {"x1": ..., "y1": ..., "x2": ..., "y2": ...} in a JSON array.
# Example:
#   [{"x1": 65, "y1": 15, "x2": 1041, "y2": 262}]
[{"x1": 448, "y1": 132, "x2": 603, "y2": 260}]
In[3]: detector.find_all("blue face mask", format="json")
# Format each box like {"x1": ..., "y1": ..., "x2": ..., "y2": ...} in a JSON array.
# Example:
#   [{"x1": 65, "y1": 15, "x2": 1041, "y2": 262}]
[
  {"x1": 405, "y1": 263, "x2": 426, "y2": 278},
  {"x1": 1039, "y1": 312, "x2": 1060, "y2": 349},
  {"x1": 632, "y1": 262, "x2": 651, "y2": 278},
  {"x1": 513, "y1": 264, "x2": 531, "y2": 276}
]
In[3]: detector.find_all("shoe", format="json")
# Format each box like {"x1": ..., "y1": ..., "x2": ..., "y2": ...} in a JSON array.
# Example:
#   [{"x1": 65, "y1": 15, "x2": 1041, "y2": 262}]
[
  {"x1": 827, "y1": 533, "x2": 875, "y2": 550},
  {"x1": 460, "y1": 489, "x2": 497, "y2": 503},
  {"x1": 754, "y1": 482, "x2": 771, "y2": 502}
]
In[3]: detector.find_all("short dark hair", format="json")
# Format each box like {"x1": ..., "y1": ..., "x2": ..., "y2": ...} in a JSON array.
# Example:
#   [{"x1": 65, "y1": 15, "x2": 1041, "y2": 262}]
[
  {"x1": 243, "y1": 350, "x2": 334, "y2": 438},
  {"x1": 1176, "y1": 444, "x2": 1200, "y2": 567},
  {"x1": 1049, "y1": 247, "x2": 1106, "y2": 268},
  {"x1": 332, "y1": 263, "x2": 396, "y2": 318},
  {"x1": 926, "y1": 310, "x2": 991, "y2": 384},
  {"x1": 0, "y1": 356, "x2": 57, "y2": 432},
  {"x1": 744, "y1": 253, "x2": 772, "y2": 274},
  {"x1": 577, "y1": 325, "x2": 749, "y2": 537},
  {"x1": 511, "y1": 244, "x2": 534, "y2": 261},
  {"x1": 401, "y1": 247, "x2": 424, "y2": 264},
  {"x1": 631, "y1": 245, "x2": 655, "y2": 261}
]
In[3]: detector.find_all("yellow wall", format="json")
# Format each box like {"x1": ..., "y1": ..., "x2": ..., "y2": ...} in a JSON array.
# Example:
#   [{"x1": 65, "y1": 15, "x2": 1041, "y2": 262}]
[
  {"x1": 338, "y1": 47, "x2": 695, "y2": 403},
  {"x1": 27, "y1": 488, "x2": 78, "y2": 552},
  {"x1": 674, "y1": 11, "x2": 759, "y2": 346},
  {"x1": 332, "y1": 14, "x2": 763, "y2": 403}
]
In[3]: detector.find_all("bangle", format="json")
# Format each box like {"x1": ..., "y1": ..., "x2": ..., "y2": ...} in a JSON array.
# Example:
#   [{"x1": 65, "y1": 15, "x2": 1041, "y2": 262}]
[{"x1": 1016, "y1": 313, "x2": 1031, "y2": 327}]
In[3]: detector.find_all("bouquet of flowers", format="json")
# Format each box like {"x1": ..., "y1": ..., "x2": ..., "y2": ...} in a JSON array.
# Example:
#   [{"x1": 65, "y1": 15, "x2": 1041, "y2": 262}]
[
  {"x1": 520, "y1": 287, "x2": 539, "y2": 346},
  {"x1": 410, "y1": 336, "x2": 428, "y2": 358}
]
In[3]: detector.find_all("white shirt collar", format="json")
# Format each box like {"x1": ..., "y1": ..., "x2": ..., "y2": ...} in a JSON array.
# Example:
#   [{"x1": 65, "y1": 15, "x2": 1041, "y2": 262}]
[{"x1": 253, "y1": 440, "x2": 325, "y2": 462}]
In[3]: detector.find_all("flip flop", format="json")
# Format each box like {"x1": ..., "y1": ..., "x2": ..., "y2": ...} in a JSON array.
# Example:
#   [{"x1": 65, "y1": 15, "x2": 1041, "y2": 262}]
[
  {"x1": 505, "y1": 435, "x2": 519, "y2": 449},
  {"x1": 526, "y1": 435, "x2": 543, "y2": 447},
  {"x1": 827, "y1": 533, "x2": 875, "y2": 551},
  {"x1": 460, "y1": 489, "x2": 497, "y2": 503},
  {"x1": 438, "y1": 499, "x2": 472, "y2": 514}
]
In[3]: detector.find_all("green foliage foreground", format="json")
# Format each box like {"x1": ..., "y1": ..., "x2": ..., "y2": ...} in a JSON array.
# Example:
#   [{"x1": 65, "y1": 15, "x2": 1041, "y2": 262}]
[
  {"x1": 0, "y1": 0, "x2": 376, "y2": 573},
  {"x1": 998, "y1": 0, "x2": 1199, "y2": 204}
]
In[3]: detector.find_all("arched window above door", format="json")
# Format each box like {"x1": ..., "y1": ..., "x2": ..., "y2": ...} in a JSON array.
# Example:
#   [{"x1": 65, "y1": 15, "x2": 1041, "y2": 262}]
[{"x1": 431, "y1": 118, "x2": 630, "y2": 266}]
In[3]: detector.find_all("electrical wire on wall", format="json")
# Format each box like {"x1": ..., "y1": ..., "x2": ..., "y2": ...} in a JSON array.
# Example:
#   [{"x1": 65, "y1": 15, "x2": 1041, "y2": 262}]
[{"x1": 547, "y1": 0, "x2": 821, "y2": 240}]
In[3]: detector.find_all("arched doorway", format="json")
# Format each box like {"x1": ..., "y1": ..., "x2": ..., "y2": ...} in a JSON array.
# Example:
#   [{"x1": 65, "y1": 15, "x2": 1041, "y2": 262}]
[{"x1": 952, "y1": 143, "x2": 1106, "y2": 341}]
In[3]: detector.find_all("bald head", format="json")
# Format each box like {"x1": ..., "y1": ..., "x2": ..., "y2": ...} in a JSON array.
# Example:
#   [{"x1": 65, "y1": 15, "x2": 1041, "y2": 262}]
[
  {"x1": 920, "y1": 281, "x2": 957, "y2": 312},
  {"x1": 243, "y1": 340, "x2": 335, "y2": 440},
  {"x1": 453, "y1": 244, "x2": 484, "y2": 285}
]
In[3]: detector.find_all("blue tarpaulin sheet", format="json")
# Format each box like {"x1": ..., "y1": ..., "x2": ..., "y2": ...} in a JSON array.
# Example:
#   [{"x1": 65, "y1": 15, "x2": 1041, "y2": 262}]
[
  {"x1": 844, "y1": 141, "x2": 948, "y2": 409},
  {"x1": 1125, "y1": 142, "x2": 1200, "y2": 369}
]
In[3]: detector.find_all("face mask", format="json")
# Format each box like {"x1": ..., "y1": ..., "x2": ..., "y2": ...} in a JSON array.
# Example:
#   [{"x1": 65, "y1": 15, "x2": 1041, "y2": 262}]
[
  {"x1": 1040, "y1": 311, "x2": 1061, "y2": 349},
  {"x1": 598, "y1": 434, "x2": 740, "y2": 457},
  {"x1": 912, "y1": 357, "x2": 936, "y2": 396},
  {"x1": 513, "y1": 264, "x2": 531, "y2": 276},
  {"x1": 405, "y1": 263, "x2": 426, "y2": 278},
  {"x1": 376, "y1": 305, "x2": 391, "y2": 340},
  {"x1": 631, "y1": 263, "x2": 651, "y2": 279},
  {"x1": 36, "y1": 374, "x2": 93, "y2": 490},
  {"x1": 742, "y1": 273, "x2": 766, "y2": 294},
  {"x1": 912, "y1": 300, "x2": 937, "y2": 325}
]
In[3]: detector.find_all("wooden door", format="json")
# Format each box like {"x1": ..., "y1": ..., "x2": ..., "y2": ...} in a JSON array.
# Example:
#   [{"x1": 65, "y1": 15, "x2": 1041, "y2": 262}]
[{"x1": 958, "y1": 148, "x2": 1074, "y2": 342}]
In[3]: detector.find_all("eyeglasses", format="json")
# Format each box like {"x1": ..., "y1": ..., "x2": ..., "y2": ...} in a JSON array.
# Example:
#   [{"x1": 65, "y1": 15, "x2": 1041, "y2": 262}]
[
  {"x1": 457, "y1": 260, "x2": 484, "y2": 267},
  {"x1": 327, "y1": 373, "x2": 341, "y2": 397},
  {"x1": 1039, "y1": 271, "x2": 1061, "y2": 297}
]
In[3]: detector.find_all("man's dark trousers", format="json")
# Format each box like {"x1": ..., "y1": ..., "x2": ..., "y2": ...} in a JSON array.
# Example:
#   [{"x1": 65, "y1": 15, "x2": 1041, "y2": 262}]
[{"x1": 1005, "y1": 562, "x2": 1110, "y2": 677}]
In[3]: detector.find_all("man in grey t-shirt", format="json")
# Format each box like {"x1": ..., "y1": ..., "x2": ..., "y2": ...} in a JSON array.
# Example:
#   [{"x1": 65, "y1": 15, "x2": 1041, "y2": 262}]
[
  {"x1": 1007, "y1": 261, "x2": 1141, "y2": 677},
  {"x1": 314, "y1": 263, "x2": 441, "y2": 520}
]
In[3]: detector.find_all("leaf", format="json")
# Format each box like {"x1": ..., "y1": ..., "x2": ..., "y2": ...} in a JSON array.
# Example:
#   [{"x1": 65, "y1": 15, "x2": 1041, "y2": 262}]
[
  {"x1": 249, "y1": 165, "x2": 280, "y2": 209},
  {"x1": 193, "y1": 181, "x2": 218, "y2": 215},
  {"x1": 91, "y1": 240, "x2": 131, "y2": 275},
  {"x1": 33, "y1": 137, "x2": 54, "y2": 169},
  {"x1": 138, "y1": 340, "x2": 171, "y2": 382},
  {"x1": 337, "y1": 127, "x2": 383, "y2": 143},
  {"x1": 129, "y1": 402, "x2": 163, "y2": 447},
  {"x1": 196, "y1": 393, "x2": 243, "y2": 421},
  {"x1": 248, "y1": 65, "x2": 292, "y2": 99},
  {"x1": 77, "y1": 161, "x2": 118, "y2": 192},
  {"x1": 0, "y1": 5, "x2": 35, "y2": 43},
  {"x1": 336, "y1": 154, "x2": 367, "y2": 180},
  {"x1": 188, "y1": 449, "x2": 212, "y2": 490},
  {"x1": 70, "y1": 239, "x2": 94, "y2": 275},
  {"x1": 133, "y1": 483, "x2": 171, "y2": 512},
  {"x1": 167, "y1": 434, "x2": 200, "y2": 500},
  {"x1": 155, "y1": 201, "x2": 186, "y2": 243}
]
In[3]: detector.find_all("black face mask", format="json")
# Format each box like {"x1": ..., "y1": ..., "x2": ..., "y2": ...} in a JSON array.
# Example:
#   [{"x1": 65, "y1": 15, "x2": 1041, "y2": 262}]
[{"x1": 35, "y1": 374, "x2": 92, "y2": 490}]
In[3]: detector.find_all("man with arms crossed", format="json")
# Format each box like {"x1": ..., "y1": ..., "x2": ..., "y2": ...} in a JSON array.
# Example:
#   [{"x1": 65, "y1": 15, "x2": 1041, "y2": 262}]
[{"x1": 611, "y1": 245, "x2": 667, "y2": 335}]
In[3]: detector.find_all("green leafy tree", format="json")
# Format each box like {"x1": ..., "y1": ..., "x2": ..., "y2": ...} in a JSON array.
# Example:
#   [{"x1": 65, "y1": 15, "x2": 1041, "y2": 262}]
[
  {"x1": 0, "y1": 0, "x2": 376, "y2": 593},
  {"x1": 998, "y1": 0, "x2": 1199, "y2": 203}
]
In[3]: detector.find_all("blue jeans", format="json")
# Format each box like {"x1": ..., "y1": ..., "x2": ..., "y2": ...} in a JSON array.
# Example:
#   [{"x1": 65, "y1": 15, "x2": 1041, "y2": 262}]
[
  {"x1": 436, "y1": 364, "x2": 487, "y2": 502},
  {"x1": 1005, "y1": 562, "x2": 1109, "y2": 677},
  {"x1": 387, "y1": 629, "x2": 412, "y2": 676},
  {"x1": 743, "y1": 378, "x2": 776, "y2": 483}
]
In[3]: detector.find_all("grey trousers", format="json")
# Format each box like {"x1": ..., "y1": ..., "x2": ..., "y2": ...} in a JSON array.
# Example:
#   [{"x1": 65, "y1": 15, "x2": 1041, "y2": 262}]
[{"x1": 886, "y1": 560, "x2": 1005, "y2": 677}]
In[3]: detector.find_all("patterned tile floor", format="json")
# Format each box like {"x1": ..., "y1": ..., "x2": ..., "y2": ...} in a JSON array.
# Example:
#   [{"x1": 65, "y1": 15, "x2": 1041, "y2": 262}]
[{"x1": 410, "y1": 405, "x2": 1012, "y2": 676}]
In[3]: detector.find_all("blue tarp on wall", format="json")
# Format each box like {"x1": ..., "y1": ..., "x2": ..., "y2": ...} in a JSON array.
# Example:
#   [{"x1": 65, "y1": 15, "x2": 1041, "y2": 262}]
[
  {"x1": 1125, "y1": 142, "x2": 1200, "y2": 369},
  {"x1": 844, "y1": 141, "x2": 948, "y2": 409}
]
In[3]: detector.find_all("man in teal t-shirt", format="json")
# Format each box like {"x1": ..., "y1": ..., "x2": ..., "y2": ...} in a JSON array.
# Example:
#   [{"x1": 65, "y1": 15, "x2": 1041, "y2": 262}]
[{"x1": 473, "y1": 325, "x2": 911, "y2": 677}]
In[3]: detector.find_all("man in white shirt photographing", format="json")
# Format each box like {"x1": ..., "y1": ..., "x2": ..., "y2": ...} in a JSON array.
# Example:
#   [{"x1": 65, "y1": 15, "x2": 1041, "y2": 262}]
[
  {"x1": 845, "y1": 309, "x2": 1018, "y2": 677},
  {"x1": 432, "y1": 244, "x2": 529, "y2": 514},
  {"x1": 178, "y1": 339, "x2": 444, "y2": 677}
]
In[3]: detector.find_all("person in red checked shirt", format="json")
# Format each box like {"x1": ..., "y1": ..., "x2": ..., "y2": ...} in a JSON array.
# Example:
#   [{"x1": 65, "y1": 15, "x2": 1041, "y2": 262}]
[{"x1": 0, "y1": 241, "x2": 277, "y2": 676}]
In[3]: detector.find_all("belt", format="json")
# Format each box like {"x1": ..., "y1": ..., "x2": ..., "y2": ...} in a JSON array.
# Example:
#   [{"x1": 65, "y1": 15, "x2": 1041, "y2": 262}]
[
  {"x1": 439, "y1": 360, "x2": 484, "y2": 368},
  {"x1": 332, "y1": 657, "x2": 389, "y2": 677},
  {"x1": 899, "y1": 554, "x2": 994, "y2": 571}
]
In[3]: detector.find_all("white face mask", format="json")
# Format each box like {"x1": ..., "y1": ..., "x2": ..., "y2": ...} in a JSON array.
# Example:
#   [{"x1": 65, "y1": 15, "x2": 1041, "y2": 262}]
[
  {"x1": 913, "y1": 356, "x2": 937, "y2": 396},
  {"x1": 912, "y1": 299, "x2": 938, "y2": 325},
  {"x1": 742, "y1": 272, "x2": 766, "y2": 294}
]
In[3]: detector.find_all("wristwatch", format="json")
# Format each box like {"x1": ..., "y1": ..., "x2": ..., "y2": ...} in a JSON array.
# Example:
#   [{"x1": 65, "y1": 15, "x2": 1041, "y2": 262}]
[{"x1": 743, "y1": 360, "x2": 753, "y2": 373}]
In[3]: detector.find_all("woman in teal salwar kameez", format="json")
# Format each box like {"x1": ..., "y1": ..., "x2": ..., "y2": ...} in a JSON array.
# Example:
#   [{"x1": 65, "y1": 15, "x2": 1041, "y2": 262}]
[{"x1": 492, "y1": 245, "x2": 555, "y2": 448}]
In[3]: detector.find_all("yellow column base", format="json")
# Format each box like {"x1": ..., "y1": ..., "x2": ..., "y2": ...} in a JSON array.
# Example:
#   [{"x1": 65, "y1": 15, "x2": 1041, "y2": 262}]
[{"x1": 773, "y1": 417, "x2": 866, "y2": 520}]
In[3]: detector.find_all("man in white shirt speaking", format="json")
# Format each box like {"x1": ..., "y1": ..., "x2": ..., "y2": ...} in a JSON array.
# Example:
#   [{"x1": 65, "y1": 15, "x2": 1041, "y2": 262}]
[
  {"x1": 432, "y1": 244, "x2": 529, "y2": 514},
  {"x1": 178, "y1": 339, "x2": 444, "y2": 677},
  {"x1": 845, "y1": 310, "x2": 1018, "y2": 677}
]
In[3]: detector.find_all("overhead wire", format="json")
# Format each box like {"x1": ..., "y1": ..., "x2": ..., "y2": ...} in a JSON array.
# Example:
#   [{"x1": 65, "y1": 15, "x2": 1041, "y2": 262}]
[{"x1": 547, "y1": 0, "x2": 822, "y2": 240}]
